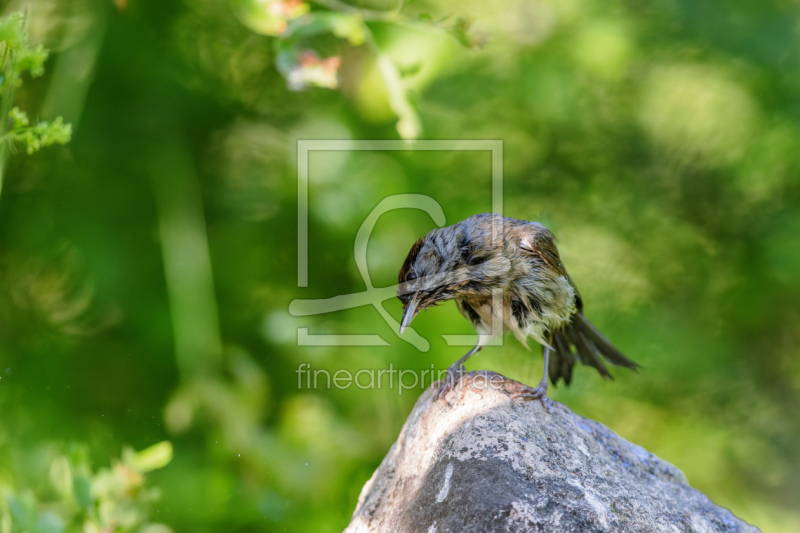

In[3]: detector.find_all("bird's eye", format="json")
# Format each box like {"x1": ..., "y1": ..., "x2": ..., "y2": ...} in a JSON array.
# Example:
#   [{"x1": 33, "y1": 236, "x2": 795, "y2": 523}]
[{"x1": 406, "y1": 272, "x2": 418, "y2": 282}]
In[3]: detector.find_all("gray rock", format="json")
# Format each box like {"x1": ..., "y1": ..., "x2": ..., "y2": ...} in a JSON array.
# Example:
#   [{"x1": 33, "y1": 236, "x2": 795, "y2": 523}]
[{"x1": 345, "y1": 371, "x2": 759, "y2": 533}]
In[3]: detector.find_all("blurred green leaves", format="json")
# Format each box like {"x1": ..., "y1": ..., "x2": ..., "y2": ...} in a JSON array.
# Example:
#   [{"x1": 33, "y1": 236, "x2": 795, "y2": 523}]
[
  {"x1": 0, "y1": 12, "x2": 71, "y2": 197},
  {"x1": 2, "y1": 1, "x2": 800, "y2": 532},
  {"x1": 640, "y1": 64, "x2": 758, "y2": 168},
  {"x1": 0, "y1": 442, "x2": 173, "y2": 533},
  {"x1": 0, "y1": 14, "x2": 48, "y2": 79},
  {"x1": 232, "y1": 0, "x2": 480, "y2": 138},
  {"x1": 3, "y1": 107, "x2": 71, "y2": 156}
]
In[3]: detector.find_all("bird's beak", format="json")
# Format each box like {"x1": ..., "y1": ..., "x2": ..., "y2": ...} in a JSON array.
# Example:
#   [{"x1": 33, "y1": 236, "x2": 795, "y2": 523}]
[{"x1": 399, "y1": 297, "x2": 420, "y2": 335}]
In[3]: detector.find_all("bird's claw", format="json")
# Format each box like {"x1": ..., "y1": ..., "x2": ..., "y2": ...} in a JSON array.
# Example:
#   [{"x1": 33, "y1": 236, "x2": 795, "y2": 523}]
[
  {"x1": 510, "y1": 381, "x2": 552, "y2": 413},
  {"x1": 436, "y1": 364, "x2": 466, "y2": 403}
]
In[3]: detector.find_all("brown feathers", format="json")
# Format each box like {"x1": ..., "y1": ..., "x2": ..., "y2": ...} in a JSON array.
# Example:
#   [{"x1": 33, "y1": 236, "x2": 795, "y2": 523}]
[{"x1": 396, "y1": 214, "x2": 639, "y2": 386}]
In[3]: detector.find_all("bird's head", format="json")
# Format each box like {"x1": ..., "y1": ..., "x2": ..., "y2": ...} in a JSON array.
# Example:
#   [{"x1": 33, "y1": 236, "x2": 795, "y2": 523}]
[{"x1": 396, "y1": 230, "x2": 471, "y2": 333}]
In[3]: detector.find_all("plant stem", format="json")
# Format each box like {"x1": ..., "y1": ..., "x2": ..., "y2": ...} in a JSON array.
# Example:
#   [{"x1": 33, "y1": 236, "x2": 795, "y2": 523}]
[
  {"x1": 308, "y1": 0, "x2": 454, "y2": 35},
  {"x1": 0, "y1": 59, "x2": 17, "y2": 204}
]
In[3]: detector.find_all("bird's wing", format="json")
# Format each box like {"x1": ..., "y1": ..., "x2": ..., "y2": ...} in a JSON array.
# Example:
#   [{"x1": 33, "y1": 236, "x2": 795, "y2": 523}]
[{"x1": 511, "y1": 223, "x2": 583, "y2": 310}]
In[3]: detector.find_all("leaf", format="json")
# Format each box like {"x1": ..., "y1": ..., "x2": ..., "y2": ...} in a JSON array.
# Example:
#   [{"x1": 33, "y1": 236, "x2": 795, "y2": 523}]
[
  {"x1": 397, "y1": 61, "x2": 422, "y2": 78},
  {"x1": 4, "y1": 491, "x2": 36, "y2": 532},
  {"x1": 282, "y1": 12, "x2": 365, "y2": 46},
  {"x1": 1, "y1": 502, "x2": 10, "y2": 533},
  {"x1": 122, "y1": 441, "x2": 174, "y2": 473},
  {"x1": 449, "y1": 17, "x2": 489, "y2": 49},
  {"x1": 72, "y1": 475, "x2": 93, "y2": 509},
  {"x1": 37, "y1": 511, "x2": 64, "y2": 533},
  {"x1": 328, "y1": 13, "x2": 366, "y2": 46},
  {"x1": 375, "y1": 54, "x2": 421, "y2": 139},
  {"x1": 0, "y1": 12, "x2": 72, "y2": 162},
  {"x1": 139, "y1": 525, "x2": 174, "y2": 533},
  {"x1": 15, "y1": 44, "x2": 48, "y2": 77},
  {"x1": 49, "y1": 456, "x2": 73, "y2": 499},
  {"x1": 0, "y1": 13, "x2": 24, "y2": 49},
  {"x1": 235, "y1": 0, "x2": 310, "y2": 36},
  {"x1": 8, "y1": 107, "x2": 28, "y2": 128}
]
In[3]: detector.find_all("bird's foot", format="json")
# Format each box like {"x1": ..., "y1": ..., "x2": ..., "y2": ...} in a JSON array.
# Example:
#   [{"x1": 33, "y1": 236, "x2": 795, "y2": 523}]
[
  {"x1": 510, "y1": 379, "x2": 552, "y2": 413},
  {"x1": 436, "y1": 363, "x2": 466, "y2": 403}
]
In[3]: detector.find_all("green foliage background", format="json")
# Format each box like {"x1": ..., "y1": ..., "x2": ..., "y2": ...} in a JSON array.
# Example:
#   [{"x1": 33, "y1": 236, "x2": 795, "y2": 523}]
[{"x1": 1, "y1": 0, "x2": 799, "y2": 531}]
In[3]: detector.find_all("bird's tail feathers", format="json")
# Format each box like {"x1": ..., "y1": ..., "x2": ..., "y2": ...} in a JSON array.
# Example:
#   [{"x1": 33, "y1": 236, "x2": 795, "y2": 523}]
[{"x1": 548, "y1": 313, "x2": 639, "y2": 385}]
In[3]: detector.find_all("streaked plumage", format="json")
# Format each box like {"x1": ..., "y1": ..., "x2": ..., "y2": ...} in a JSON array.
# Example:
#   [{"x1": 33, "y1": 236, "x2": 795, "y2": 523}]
[{"x1": 397, "y1": 213, "x2": 638, "y2": 401}]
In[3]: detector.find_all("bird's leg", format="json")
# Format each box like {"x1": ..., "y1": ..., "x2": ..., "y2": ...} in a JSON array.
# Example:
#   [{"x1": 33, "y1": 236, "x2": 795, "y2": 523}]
[
  {"x1": 511, "y1": 346, "x2": 552, "y2": 412},
  {"x1": 436, "y1": 344, "x2": 483, "y2": 402}
]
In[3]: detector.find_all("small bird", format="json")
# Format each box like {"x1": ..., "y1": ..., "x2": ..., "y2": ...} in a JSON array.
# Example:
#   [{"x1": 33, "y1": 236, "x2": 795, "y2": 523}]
[{"x1": 396, "y1": 213, "x2": 639, "y2": 402}]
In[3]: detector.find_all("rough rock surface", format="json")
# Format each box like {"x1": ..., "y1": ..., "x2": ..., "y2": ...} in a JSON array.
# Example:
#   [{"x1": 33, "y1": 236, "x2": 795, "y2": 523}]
[{"x1": 345, "y1": 371, "x2": 759, "y2": 533}]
